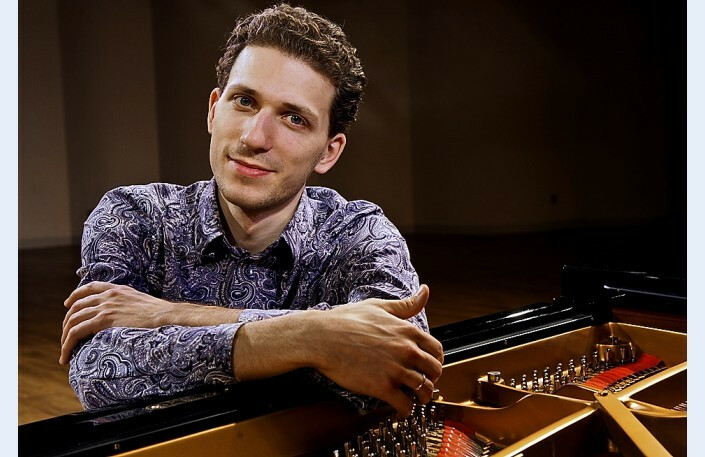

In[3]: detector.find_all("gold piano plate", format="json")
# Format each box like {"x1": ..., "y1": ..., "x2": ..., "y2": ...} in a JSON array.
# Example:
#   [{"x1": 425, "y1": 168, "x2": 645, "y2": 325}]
[
  {"x1": 433, "y1": 322, "x2": 686, "y2": 456},
  {"x1": 98, "y1": 322, "x2": 687, "y2": 457},
  {"x1": 436, "y1": 322, "x2": 686, "y2": 406},
  {"x1": 115, "y1": 401, "x2": 388, "y2": 457}
]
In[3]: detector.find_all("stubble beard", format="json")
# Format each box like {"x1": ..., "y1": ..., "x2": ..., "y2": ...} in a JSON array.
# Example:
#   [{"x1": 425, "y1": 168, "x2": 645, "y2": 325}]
[
  {"x1": 217, "y1": 179, "x2": 302, "y2": 215},
  {"x1": 212, "y1": 142, "x2": 323, "y2": 216},
  {"x1": 213, "y1": 149, "x2": 304, "y2": 216}
]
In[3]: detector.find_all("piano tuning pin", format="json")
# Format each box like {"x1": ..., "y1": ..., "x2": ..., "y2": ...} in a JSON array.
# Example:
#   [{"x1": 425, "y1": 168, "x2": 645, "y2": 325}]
[
  {"x1": 429, "y1": 405, "x2": 436, "y2": 427},
  {"x1": 521, "y1": 374, "x2": 528, "y2": 390},
  {"x1": 509, "y1": 378, "x2": 516, "y2": 388},
  {"x1": 543, "y1": 367, "x2": 551, "y2": 393},
  {"x1": 580, "y1": 355, "x2": 588, "y2": 380}
]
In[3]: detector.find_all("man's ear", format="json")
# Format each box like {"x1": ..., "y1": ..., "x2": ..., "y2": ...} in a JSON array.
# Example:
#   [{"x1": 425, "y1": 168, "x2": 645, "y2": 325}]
[
  {"x1": 207, "y1": 88, "x2": 221, "y2": 134},
  {"x1": 314, "y1": 133, "x2": 346, "y2": 174}
]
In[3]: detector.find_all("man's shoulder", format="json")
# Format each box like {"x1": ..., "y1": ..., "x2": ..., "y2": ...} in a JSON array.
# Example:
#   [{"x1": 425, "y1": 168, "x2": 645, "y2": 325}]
[
  {"x1": 102, "y1": 180, "x2": 211, "y2": 209},
  {"x1": 304, "y1": 186, "x2": 383, "y2": 219},
  {"x1": 303, "y1": 186, "x2": 402, "y2": 241},
  {"x1": 301, "y1": 187, "x2": 408, "y2": 263}
]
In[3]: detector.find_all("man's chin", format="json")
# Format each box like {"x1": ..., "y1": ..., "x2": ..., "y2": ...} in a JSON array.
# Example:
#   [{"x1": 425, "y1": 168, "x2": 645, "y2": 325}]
[{"x1": 217, "y1": 185, "x2": 278, "y2": 212}]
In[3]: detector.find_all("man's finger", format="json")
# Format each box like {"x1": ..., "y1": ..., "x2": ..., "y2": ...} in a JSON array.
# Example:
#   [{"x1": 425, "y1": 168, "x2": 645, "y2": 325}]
[
  {"x1": 382, "y1": 388, "x2": 415, "y2": 419},
  {"x1": 403, "y1": 368, "x2": 433, "y2": 404},
  {"x1": 417, "y1": 332, "x2": 445, "y2": 366},
  {"x1": 63, "y1": 281, "x2": 115, "y2": 308},
  {"x1": 413, "y1": 350, "x2": 444, "y2": 385},
  {"x1": 61, "y1": 305, "x2": 100, "y2": 345},
  {"x1": 62, "y1": 293, "x2": 104, "y2": 329},
  {"x1": 377, "y1": 284, "x2": 429, "y2": 319},
  {"x1": 59, "y1": 319, "x2": 95, "y2": 365}
]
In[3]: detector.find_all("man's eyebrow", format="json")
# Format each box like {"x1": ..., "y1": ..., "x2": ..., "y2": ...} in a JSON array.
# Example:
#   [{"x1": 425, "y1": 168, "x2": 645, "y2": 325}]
[
  {"x1": 225, "y1": 83, "x2": 258, "y2": 96},
  {"x1": 282, "y1": 102, "x2": 318, "y2": 123}
]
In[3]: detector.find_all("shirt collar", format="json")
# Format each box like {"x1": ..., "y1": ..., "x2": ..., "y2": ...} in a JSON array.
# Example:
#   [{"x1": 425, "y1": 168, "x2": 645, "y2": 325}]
[
  {"x1": 280, "y1": 188, "x2": 315, "y2": 267},
  {"x1": 196, "y1": 178, "x2": 313, "y2": 266},
  {"x1": 195, "y1": 178, "x2": 225, "y2": 257}
]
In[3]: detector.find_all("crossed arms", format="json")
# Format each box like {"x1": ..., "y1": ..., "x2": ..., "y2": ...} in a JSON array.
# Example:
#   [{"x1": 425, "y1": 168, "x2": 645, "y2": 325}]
[{"x1": 61, "y1": 281, "x2": 441, "y2": 416}]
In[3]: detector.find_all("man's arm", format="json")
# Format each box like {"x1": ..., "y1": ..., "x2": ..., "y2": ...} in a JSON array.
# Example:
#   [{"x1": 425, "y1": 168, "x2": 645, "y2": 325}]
[
  {"x1": 232, "y1": 285, "x2": 442, "y2": 417},
  {"x1": 61, "y1": 281, "x2": 441, "y2": 416},
  {"x1": 64, "y1": 186, "x2": 247, "y2": 408},
  {"x1": 61, "y1": 282, "x2": 443, "y2": 413},
  {"x1": 61, "y1": 281, "x2": 439, "y2": 415},
  {"x1": 59, "y1": 281, "x2": 242, "y2": 365}
]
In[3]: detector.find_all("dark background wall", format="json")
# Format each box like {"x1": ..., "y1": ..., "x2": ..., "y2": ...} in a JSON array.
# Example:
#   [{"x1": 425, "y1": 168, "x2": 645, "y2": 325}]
[
  {"x1": 20, "y1": 0, "x2": 685, "y2": 274},
  {"x1": 409, "y1": 1, "x2": 683, "y2": 233}
]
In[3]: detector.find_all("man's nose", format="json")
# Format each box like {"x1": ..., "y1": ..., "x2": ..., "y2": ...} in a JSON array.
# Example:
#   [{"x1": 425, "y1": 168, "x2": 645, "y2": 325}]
[{"x1": 240, "y1": 111, "x2": 274, "y2": 152}]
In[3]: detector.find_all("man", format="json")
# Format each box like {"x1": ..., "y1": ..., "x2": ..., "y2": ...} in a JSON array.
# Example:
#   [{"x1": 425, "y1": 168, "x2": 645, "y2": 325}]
[{"x1": 59, "y1": 4, "x2": 443, "y2": 418}]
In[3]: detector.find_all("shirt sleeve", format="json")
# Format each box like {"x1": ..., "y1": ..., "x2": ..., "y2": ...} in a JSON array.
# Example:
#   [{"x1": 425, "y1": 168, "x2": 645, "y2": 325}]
[
  {"x1": 307, "y1": 212, "x2": 428, "y2": 411},
  {"x1": 69, "y1": 188, "x2": 240, "y2": 409},
  {"x1": 326, "y1": 211, "x2": 427, "y2": 331}
]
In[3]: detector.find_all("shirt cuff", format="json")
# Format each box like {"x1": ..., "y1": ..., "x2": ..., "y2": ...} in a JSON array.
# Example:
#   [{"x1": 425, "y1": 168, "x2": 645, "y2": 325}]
[
  {"x1": 237, "y1": 308, "x2": 293, "y2": 323},
  {"x1": 209, "y1": 323, "x2": 242, "y2": 380},
  {"x1": 237, "y1": 303, "x2": 333, "y2": 323}
]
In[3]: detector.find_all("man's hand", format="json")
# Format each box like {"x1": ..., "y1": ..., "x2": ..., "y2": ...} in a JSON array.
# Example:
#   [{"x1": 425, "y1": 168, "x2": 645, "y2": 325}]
[
  {"x1": 60, "y1": 282, "x2": 241, "y2": 365},
  {"x1": 232, "y1": 284, "x2": 444, "y2": 417}
]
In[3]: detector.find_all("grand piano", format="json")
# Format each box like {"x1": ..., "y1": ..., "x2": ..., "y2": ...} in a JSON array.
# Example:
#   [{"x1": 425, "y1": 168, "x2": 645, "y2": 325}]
[{"x1": 19, "y1": 265, "x2": 686, "y2": 456}]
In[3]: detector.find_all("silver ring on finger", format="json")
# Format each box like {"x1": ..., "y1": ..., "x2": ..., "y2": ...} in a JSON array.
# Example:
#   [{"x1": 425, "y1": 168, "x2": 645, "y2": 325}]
[{"x1": 414, "y1": 372, "x2": 426, "y2": 391}]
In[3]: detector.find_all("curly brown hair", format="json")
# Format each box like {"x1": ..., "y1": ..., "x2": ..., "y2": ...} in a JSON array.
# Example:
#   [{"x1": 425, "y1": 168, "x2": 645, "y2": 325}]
[{"x1": 215, "y1": 4, "x2": 367, "y2": 136}]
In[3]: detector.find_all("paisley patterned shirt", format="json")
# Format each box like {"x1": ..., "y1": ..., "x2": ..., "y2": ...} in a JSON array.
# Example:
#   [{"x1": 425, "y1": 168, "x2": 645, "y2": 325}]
[{"x1": 69, "y1": 178, "x2": 426, "y2": 410}]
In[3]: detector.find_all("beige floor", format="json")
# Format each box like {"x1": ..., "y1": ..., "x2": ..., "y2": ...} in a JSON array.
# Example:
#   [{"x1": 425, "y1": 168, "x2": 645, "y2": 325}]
[{"x1": 19, "y1": 246, "x2": 84, "y2": 424}]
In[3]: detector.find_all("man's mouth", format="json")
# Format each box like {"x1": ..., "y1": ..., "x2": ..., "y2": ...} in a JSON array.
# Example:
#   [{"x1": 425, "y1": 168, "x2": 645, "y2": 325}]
[{"x1": 229, "y1": 158, "x2": 274, "y2": 177}]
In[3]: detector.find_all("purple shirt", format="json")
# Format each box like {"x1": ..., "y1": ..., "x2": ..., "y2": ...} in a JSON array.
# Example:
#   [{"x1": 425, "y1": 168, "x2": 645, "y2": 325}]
[{"x1": 69, "y1": 178, "x2": 426, "y2": 410}]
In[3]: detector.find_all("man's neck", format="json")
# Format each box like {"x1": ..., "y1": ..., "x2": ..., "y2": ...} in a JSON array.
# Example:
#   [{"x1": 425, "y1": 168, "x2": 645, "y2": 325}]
[{"x1": 218, "y1": 188, "x2": 304, "y2": 254}]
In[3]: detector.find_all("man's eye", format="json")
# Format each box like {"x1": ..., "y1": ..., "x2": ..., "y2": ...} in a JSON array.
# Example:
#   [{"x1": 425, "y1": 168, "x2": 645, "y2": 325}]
[
  {"x1": 235, "y1": 96, "x2": 252, "y2": 107},
  {"x1": 288, "y1": 114, "x2": 305, "y2": 126}
]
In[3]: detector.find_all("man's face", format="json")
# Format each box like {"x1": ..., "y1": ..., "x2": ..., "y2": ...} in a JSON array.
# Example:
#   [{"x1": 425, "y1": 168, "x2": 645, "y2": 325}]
[{"x1": 207, "y1": 45, "x2": 345, "y2": 216}]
